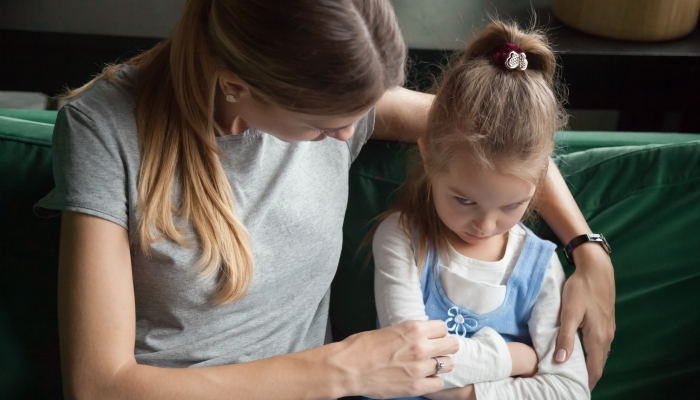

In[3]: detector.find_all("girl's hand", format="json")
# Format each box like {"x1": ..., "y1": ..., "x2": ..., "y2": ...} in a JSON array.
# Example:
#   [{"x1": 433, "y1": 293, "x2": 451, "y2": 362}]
[
  {"x1": 425, "y1": 384, "x2": 476, "y2": 400},
  {"x1": 336, "y1": 320, "x2": 459, "y2": 398},
  {"x1": 507, "y1": 342, "x2": 538, "y2": 377},
  {"x1": 556, "y1": 243, "x2": 615, "y2": 390}
]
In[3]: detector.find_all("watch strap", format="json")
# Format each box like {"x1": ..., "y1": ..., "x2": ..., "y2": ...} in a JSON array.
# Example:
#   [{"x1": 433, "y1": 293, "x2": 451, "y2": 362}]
[{"x1": 564, "y1": 233, "x2": 611, "y2": 265}]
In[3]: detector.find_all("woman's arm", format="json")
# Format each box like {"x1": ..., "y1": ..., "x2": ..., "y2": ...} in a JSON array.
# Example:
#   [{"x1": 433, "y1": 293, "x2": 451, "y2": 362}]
[
  {"x1": 471, "y1": 256, "x2": 590, "y2": 399},
  {"x1": 372, "y1": 87, "x2": 432, "y2": 142},
  {"x1": 59, "y1": 211, "x2": 459, "y2": 400},
  {"x1": 374, "y1": 89, "x2": 616, "y2": 389},
  {"x1": 373, "y1": 214, "x2": 538, "y2": 388}
]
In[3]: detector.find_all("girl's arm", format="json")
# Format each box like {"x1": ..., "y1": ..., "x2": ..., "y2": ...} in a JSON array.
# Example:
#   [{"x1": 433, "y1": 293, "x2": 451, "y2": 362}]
[
  {"x1": 471, "y1": 255, "x2": 590, "y2": 399},
  {"x1": 373, "y1": 214, "x2": 538, "y2": 387},
  {"x1": 59, "y1": 211, "x2": 459, "y2": 400},
  {"x1": 373, "y1": 88, "x2": 616, "y2": 389}
]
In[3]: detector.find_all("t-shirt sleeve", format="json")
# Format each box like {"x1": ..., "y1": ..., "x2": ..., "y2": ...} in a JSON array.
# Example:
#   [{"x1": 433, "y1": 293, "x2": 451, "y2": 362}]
[
  {"x1": 346, "y1": 106, "x2": 375, "y2": 163},
  {"x1": 34, "y1": 104, "x2": 129, "y2": 229}
]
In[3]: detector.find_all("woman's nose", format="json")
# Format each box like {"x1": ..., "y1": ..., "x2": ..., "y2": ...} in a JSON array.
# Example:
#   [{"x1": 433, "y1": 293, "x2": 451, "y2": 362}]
[{"x1": 327, "y1": 125, "x2": 355, "y2": 142}]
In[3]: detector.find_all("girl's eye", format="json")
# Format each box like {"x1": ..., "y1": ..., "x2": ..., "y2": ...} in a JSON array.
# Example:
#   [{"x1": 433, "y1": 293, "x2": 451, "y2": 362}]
[
  {"x1": 456, "y1": 197, "x2": 475, "y2": 205},
  {"x1": 505, "y1": 203, "x2": 523, "y2": 210}
]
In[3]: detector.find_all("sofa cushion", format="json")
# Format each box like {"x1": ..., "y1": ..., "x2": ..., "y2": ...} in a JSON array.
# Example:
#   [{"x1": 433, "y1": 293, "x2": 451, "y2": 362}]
[{"x1": 0, "y1": 113, "x2": 62, "y2": 399}]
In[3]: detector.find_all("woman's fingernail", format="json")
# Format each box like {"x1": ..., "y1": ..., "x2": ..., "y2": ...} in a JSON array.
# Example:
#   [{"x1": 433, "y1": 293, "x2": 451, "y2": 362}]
[{"x1": 555, "y1": 349, "x2": 567, "y2": 362}]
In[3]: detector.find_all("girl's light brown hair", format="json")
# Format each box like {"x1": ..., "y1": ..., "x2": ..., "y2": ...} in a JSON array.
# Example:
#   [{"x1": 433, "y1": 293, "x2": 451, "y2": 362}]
[
  {"x1": 374, "y1": 20, "x2": 566, "y2": 269},
  {"x1": 67, "y1": 0, "x2": 406, "y2": 304}
]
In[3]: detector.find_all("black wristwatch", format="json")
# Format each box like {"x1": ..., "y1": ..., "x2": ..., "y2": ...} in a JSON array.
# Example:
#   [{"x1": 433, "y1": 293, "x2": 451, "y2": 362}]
[{"x1": 564, "y1": 234, "x2": 611, "y2": 265}]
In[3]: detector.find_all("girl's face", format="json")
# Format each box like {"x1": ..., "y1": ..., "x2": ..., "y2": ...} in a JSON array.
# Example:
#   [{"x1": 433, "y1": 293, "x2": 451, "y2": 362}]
[{"x1": 429, "y1": 155, "x2": 539, "y2": 248}]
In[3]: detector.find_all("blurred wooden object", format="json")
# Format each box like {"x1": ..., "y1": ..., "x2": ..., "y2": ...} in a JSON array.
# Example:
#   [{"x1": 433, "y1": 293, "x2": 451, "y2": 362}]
[{"x1": 553, "y1": 0, "x2": 700, "y2": 41}]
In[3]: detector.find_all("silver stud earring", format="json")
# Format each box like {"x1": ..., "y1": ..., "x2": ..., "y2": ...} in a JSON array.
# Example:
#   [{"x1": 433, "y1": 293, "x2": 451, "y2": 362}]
[{"x1": 226, "y1": 95, "x2": 236, "y2": 103}]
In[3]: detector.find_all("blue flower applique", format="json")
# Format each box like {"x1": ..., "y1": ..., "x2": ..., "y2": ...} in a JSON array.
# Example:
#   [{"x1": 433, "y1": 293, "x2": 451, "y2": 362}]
[{"x1": 445, "y1": 307, "x2": 478, "y2": 337}]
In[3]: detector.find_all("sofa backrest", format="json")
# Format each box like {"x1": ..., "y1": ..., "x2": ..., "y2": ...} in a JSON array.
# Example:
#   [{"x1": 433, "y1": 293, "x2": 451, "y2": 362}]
[{"x1": 2, "y1": 108, "x2": 700, "y2": 399}]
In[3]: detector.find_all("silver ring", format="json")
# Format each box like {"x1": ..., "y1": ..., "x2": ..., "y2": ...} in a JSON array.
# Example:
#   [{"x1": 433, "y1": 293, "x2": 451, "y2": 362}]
[{"x1": 433, "y1": 357, "x2": 445, "y2": 375}]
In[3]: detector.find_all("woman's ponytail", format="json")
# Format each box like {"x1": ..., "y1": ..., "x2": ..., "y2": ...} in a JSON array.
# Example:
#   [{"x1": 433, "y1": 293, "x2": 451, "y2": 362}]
[{"x1": 137, "y1": 0, "x2": 255, "y2": 304}]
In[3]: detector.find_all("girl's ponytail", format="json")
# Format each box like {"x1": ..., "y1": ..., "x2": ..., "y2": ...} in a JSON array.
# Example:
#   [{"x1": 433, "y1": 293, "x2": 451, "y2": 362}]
[
  {"x1": 377, "y1": 20, "x2": 566, "y2": 264},
  {"x1": 462, "y1": 21, "x2": 557, "y2": 85}
]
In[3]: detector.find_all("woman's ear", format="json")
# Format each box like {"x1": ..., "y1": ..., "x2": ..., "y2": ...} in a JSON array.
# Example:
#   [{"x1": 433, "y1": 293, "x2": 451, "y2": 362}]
[
  {"x1": 218, "y1": 70, "x2": 251, "y2": 102},
  {"x1": 417, "y1": 137, "x2": 430, "y2": 170}
]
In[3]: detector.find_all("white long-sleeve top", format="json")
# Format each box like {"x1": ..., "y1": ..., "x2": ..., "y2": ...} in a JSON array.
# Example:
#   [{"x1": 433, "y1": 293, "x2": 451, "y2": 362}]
[{"x1": 373, "y1": 213, "x2": 590, "y2": 399}]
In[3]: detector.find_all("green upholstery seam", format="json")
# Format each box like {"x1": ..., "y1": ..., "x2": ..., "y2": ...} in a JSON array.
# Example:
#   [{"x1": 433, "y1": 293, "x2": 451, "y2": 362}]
[
  {"x1": 557, "y1": 141, "x2": 700, "y2": 174},
  {"x1": 0, "y1": 132, "x2": 52, "y2": 147},
  {"x1": 579, "y1": 175, "x2": 700, "y2": 214},
  {"x1": 0, "y1": 115, "x2": 54, "y2": 126},
  {"x1": 617, "y1": 271, "x2": 700, "y2": 303}
]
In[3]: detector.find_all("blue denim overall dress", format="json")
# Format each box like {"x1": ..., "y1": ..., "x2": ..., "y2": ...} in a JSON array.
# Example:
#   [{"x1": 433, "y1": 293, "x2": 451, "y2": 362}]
[{"x1": 387, "y1": 224, "x2": 555, "y2": 400}]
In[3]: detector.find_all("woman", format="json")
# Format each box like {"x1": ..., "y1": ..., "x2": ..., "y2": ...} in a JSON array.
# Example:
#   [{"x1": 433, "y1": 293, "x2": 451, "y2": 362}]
[{"x1": 36, "y1": 0, "x2": 614, "y2": 398}]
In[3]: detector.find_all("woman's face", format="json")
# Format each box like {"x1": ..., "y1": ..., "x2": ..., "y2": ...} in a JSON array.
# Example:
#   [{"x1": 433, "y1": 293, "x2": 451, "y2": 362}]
[
  {"x1": 217, "y1": 72, "x2": 374, "y2": 142},
  {"x1": 230, "y1": 97, "x2": 372, "y2": 143}
]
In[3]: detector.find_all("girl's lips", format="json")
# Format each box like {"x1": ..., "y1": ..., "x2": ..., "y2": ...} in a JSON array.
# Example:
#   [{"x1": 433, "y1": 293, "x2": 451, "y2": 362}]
[{"x1": 465, "y1": 232, "x2": 489, "y2": 241}]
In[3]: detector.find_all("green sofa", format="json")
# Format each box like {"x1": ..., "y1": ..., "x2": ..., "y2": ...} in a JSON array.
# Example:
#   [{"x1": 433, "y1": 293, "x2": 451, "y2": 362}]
[{"x1": 2, "y1": 108, "x2": 700, "y2": 399}]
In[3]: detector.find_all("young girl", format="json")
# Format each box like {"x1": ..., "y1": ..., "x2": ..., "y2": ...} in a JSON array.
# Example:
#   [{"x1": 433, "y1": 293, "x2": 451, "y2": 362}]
[{"x1": 373, "y1": 21, "x2": 590, "y2": 399}]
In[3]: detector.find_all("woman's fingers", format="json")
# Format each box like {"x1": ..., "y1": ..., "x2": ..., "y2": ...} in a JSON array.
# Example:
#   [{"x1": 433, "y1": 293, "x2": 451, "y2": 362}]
[
  {"x1": 395, "y1": 320, "x2": 459, "y2": 360},
  {"x1": 344, "y1": 320, "x2": 459, "y2": 398},
  {"x1": 555, "y1": 290, "x2": 582, "y2": 363},
  {"x1": 424, "y1": 355, "x2": 454, "y2": 376},
  {"x1": 557, "y1": 244, "x2": 616, "y2": 389},
  {"x1": 421, "y1": 319, "x2": 450, "y2": 339},
  {"x1": 582, "y1": 319, "x2": 615, "y2": 390}
]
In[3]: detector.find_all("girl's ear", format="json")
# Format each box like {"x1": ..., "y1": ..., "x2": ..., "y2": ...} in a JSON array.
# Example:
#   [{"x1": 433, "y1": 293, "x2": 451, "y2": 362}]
[{"x1": 417, "y1": 138, "x2": 430, "y2": 170}]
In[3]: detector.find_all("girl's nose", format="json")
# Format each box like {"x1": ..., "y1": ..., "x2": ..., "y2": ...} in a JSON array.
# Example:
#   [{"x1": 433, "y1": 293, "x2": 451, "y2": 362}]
[
  {"x1": 327, "y1": 125, "x2": 355, "y2": 142},
  {"x1": 472, "y1": 215, "x2": 496, "y2": 234}
]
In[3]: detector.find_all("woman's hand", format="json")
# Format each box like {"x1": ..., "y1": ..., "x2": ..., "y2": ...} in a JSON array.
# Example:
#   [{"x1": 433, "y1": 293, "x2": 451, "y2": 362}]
[
  {"x1": 556, "y1": 243, "x2": 615, "y2": 390},
  {"x1": 425, "y1": 384, "x2": 476, "y2": 400},
  {"x1": 336, "y1": 320, "x2": 459, "y2": 398}
]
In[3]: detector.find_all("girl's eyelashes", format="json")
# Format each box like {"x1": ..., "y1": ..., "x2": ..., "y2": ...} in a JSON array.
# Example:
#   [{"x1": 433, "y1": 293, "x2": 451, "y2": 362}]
[
  {"x1": 456, "y1": 197, "x2": 476, "y2": 205},
  {"x1": 505, "y1": 202, "x2": 524, "y2": 210}
]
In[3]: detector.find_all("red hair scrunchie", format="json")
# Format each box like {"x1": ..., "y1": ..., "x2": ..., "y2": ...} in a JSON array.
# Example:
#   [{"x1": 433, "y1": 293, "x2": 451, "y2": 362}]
[{"x1": 493, "y1": 43, "x2": 528, "y2": 71}]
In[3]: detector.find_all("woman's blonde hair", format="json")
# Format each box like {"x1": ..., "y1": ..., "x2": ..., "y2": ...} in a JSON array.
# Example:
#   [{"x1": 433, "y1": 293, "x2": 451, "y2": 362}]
[
  {"x1": 67, "y1": 0, "x2": 406, "y2": 304},
  {"x1": 375, "y1": 20, "x2": 566, "y2": 269}
]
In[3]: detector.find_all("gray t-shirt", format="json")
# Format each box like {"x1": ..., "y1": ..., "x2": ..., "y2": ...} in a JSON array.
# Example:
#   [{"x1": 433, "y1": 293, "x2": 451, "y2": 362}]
[{"x1": 36, "y1": 65, "x2": 374, "y2": 367}]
